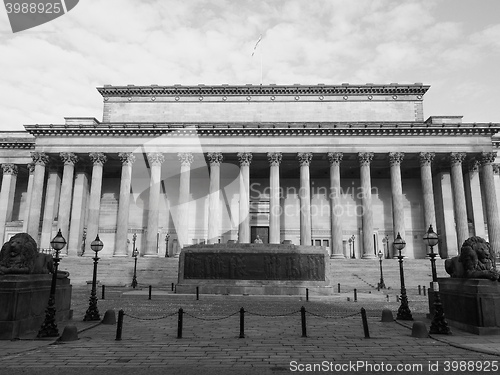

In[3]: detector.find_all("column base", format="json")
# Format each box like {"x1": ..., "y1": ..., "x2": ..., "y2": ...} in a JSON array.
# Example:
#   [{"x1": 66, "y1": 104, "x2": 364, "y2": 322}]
[
  {"x1": 143, "y1": 254, "x2": 159, "y2": 258},
  {"x1": 113, "y1": 254, "x2": 129, "y2": 257},
  {"x1": 330, "y1": 254, "x2": 346, "y2": 259},
  {"x1": 361, "y1": 254, "x2": 377, "y2": 259}
]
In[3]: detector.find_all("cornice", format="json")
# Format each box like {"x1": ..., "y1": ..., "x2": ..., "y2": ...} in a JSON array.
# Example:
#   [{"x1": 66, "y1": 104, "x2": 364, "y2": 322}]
[
  {"x1": 97, "y1": 83, "x2": 430, "y2": 98},
  {"x1": 23, "y1": 122, "x2": 500, "y2": 137}
]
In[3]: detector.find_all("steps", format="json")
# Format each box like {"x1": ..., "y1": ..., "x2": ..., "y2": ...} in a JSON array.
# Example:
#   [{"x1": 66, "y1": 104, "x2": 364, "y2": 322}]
[{"x1": 59, "y1": 255, "x2": 446, "y2": 291}]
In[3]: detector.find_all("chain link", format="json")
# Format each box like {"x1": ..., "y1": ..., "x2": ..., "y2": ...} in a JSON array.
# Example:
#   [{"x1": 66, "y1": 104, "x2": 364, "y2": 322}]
[
  {"x1": 306, "y1": 310, "x2": 360, "y2": 319},
  {"x1": 123, "y1": 311, "x2": 178, "y2": 321},
  {"x1": 183, "y1": 311, "x2": 239, "y2": 321},
  {"x1": 246, "y1": 309, "x2": 301, "y2": 317}
]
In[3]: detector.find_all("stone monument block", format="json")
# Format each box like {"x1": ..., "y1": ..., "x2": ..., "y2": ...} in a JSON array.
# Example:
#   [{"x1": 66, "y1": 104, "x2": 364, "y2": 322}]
[
  {"x1": 176, "y1": 243, "x2": 332, "y2": 295},
  {"x1": 0, "y1": 275, "x2": 72, "y2": 339},
  {"x1": 437, "y1": 278, "x2": 500, "y2": 335}
]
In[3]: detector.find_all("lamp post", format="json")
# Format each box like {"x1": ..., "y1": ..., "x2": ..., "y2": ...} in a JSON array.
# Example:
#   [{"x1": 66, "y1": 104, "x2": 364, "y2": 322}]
[
  {"x1": 423, "y1": 225, "x2": 451, "y2": 334},
  {"x1": 165, "y1": 233, "x2": 170, "y2": 258},
  {"x1": 131, "y1": 233, "x2": 138, "y2": 288},
  {"x1": 83, "y1": 234, "x2": 103, "y2": 321},
  {"x1": 349, "y1": 235, "x2": 355, "y2": 259},
  {"x1": 37, "y1": 229, "x2": 66, "y2": 337},
  {"x1": 377, "y1": 249, "x2": 386, "y2": 289},
  {"x1": 395, "y1": 232, "x2": 412, "y2": 320}
]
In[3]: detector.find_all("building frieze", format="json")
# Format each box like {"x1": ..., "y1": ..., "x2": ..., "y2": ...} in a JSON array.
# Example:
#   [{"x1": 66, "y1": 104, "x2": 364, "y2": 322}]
[{"x1": 23, "y1": 122, "x2": 500, "y2": 138}]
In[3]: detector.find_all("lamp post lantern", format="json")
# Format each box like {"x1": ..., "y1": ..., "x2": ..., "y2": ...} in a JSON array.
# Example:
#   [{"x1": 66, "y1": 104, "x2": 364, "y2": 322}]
[
  {"x1": 424, "y1": 225, "x2": 451, "y2": 334},
  {"x1": 37, "y1": 229, "x2": 66, "y2": 337},
  {"x1": 131, "y1": 233, "x2": 138, "y2": 288},
  {"x1": 377, "y1": 249, "x2": 386, "y2": 289},
  {"x1": 395, "y1": 232, "x2": 413, "y2": 320},
  {"x1": 83, "y1": 234, "x2": 103, "y2": 321},
  {"x1": 349, "y1": 235, "x2": 356, "y2": 259}
]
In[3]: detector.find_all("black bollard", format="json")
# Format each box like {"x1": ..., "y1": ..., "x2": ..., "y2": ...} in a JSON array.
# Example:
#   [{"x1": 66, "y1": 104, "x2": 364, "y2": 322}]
[
  {"x1": 338, "y1": 283, "x2": 341, "y2": 293},
  {"x1": 239, "y1": 307, "x2": 245, "y2": 338},
  {"x1": 418, "y1": 285, "x2": 421, "y2": 295},
  {"x1": 171, "y1": 282, "x2": 174, "y2": 291},
  {"x1": 361, "y1": 307, "x2": 370, "y2": 338},
  {"x1": 301, "y1": 306, "x2": 307, "y2": 338},
  {"x1": 423, "y1": 285, "x2": 426, "y2": 296},
  {"x1": 306, "y1": 288, "x2": 309, "y2": 302},
  {"x1": 149, "y1": 285, "x2": 152, "y2": 300},
  {"x1": 102, "y1": 285, "x2": 105, "y2": 300},
  {"x1": 354, "y1": 288, "x2": 357, "y2": 302},
  {"x1": 177, "y1": 308, "x2": 183, "y2": 339},
  {"x1": 115, "y1": 309, "x2": 124, "y2": 341},
  {"x1": 196, "y1": 286, "x2": 199, "y2": 300}
]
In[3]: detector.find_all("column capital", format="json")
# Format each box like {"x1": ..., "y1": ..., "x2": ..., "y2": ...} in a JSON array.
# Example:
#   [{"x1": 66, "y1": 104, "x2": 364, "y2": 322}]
[
  {"x1": 89, "y1": 152, "x2": 107, "y2": 166},
  {"x1": 297, "y1": 152, "x2": 313, "y2": 166},
  {"x1": 267, "y1": 152, "x2": 282, "y2": 166},
  {"x1": 146, "y1": 152, "x2": 164, "y2": 166},
  {"x1": 327, "y1": 152, "x2": 343, "y2": 166},
  {"x1": 419, "y1": 152, "x2": 435, "y2": 166},
  {"x1": 60, "y1": 152, "x2": 79, "y2": 166},
  {"x1": 450, "y1": 152, "x2": 466, "y2": 166},
  {"x1": 207, "y1": 152, "x2": 223, "y2": 166},
  {"x1": 2, "y1": 163, "x2": 18, "y2": 175},
  {"x1": 358, "y1": 152, "x2": 374, "y2": 166},
  {"x1": 178, "y1": 152, "x2": 194, "y2": 166},
  {"x1": 27, "y1": 162, "x2": 35, "y2": 174},
  {"x1": 237, "y1": 152, "x2": 253, "y2": 166},
  {"x1": 118, "y1": 152, "x2": 136, "y2": 166},
  {"x1": 469, "y1": 159, "x2": 480, "y2": 173},
  {"x1": 31, "y1": 152, "x2": 49, "y2": 166},
  {"x1": 389, "y1": 152, "x2": 404, "y2": 166},
  {"x1": 480, "y1": 152, "x2": 497, "y2": 166}
]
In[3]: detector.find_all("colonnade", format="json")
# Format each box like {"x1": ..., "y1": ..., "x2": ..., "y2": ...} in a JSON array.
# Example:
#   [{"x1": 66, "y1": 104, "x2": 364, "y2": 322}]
[{"x1": 1, "y1": 151, "x2": 499, "y2": 259}]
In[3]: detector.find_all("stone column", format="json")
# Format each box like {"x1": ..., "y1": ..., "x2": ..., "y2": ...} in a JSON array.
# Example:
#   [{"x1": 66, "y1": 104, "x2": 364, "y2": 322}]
[
  {"x1": 328, "y1": 152, "x2": 344, "y2": 258},
  {"x1": 297, "y1": 152, "x2": 312, "y2": 246},
  {"x1": 389, "y1": 152, "x2": 405, "y2": 256},
  {"x1": 268, "y1": 152, "x2": 282, "y2": 244},
  {"x1": 58, "y1": 153, "x2": 78, "y2": 253},
  {"x1": 22, "y1": 163, "x2": 35, "y2": 232},
  {"x1": 68, "y1": 169, "x2": 89, "y2": 256},
  {"x1": 237, "y1": 152, "x2": 252, "y2": 243},
  {"x1": 40, "y1": 167, "x2": 62, "y2": 250},
  {"x1": 27, "y1": 152, "x2": 49, "y2": 242},
  {"x1": 465, "y1": 160, "x2": 485, "y2": 237},
  {"x1": 114, "y1": 152, "x2": 135, "y2": 256},
  {"x1": 177, "y1": 152, "x2": 193, "y2": 249},
  {"x1": 479, "y1": 152, "x2": 500, "y2": 258},
  {"x1": 145, "y1": 152, "x2": 164, "y2": 256},
  {"x1": 358, "y1": 152, "x2": 375, "y2": 259},
  {"x1": 0, "y1": 164, "x2": 18, "y2": 243},
  {"x1": 450, "y1": 152, "x2": 469, "y2": 248},
  {"x1": 86, "y1": 152, "x2": 107, "y2": 254},
  {"x1": 419, "y1": 152, "x2": 436, "y2": 231},
  {"x1": 207, "y1": 152, "x2": 223, "y2": 244}
]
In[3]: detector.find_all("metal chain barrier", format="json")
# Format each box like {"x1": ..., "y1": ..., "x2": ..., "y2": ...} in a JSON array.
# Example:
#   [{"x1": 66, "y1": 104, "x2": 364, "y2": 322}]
[
  {"x1": 246, "y1": 309, "x2": 301, "y2": 317},
  {"x1": 123, "y1": 311, "x2": 178, "y2": 321},
  {"x1": 306, "y1": 310, "x2": 361, "y2": 320},
  {"x1": 183, "y1": 310, "x2": 239, "y2": 321}
]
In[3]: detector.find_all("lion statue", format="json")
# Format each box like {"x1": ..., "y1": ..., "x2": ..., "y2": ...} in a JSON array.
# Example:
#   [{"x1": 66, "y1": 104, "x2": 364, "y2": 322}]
[
  {"x1": 0, "y1": 233, "x2": 54, "y2": 275},
  {"x1": 445, "y1": 236, "x2": 499, "y2": 281}
]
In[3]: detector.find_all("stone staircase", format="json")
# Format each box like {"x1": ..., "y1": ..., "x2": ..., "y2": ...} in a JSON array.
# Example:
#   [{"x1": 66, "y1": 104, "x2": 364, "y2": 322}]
[{"x1": 59, "y1": 255, "x2": 446, "y2": 292}]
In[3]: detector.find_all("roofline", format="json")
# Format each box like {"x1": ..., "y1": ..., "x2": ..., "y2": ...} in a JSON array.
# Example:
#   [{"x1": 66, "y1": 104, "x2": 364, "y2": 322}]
[{"x1": 97, "y1": 83, "x2": 430, "y2": 98}]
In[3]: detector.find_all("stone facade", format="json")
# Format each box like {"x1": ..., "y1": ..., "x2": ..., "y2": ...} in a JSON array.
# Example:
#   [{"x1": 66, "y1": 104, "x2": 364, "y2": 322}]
[{"x1": 0, "y1": 83, "x2": 499, "y2": 260}]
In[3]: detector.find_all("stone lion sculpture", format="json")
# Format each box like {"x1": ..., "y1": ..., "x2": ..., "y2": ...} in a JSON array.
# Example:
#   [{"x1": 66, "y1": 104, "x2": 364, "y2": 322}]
[
  {"x1": 0, "y1": 233, "x2": 54, "y2": 275},
  {"x1": 445, "y1": 236, "x2": 499, "y2": 281}
]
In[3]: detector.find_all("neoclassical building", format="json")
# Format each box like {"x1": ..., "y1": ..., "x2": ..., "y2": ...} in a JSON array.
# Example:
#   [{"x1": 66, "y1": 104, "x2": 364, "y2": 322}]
[{"x1": 1, "y1": 83, "x2": 499, "y2": 259}]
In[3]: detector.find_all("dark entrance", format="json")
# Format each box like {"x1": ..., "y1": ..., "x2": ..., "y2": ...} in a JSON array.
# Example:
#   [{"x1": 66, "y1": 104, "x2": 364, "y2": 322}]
[{"x1": 251, "y1": 226, "x2": 269, "y2": 244}]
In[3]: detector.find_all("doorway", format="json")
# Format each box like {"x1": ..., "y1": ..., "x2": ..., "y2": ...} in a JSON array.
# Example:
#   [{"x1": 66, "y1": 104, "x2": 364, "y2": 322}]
[{"x1": 251, "y1": 226, "x2": 269, "y2": 244}]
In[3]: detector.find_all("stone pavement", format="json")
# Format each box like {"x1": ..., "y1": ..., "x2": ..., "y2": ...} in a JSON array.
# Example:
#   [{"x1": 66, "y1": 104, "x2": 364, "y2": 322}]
[{"x1": 1, "y1": 287, "x2": 500, "y2": 374}]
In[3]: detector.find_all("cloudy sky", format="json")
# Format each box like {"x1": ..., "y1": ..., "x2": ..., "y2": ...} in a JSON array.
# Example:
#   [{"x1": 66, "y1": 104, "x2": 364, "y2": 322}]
[{"x1": 1, "y1": 0, "x2": 499, "y2": 131}]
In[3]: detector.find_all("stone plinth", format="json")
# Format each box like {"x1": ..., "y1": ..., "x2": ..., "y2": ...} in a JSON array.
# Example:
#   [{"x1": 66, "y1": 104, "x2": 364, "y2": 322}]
[
  {"x1": 176, "y1": 243, "x2": 332, "y2": 295},
  {"x1": 435, "y1": 278, "x2": 500, "y2": 335},
  {"x1": 0, "y1": 274, "x2": 73, "y2": 340}
]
